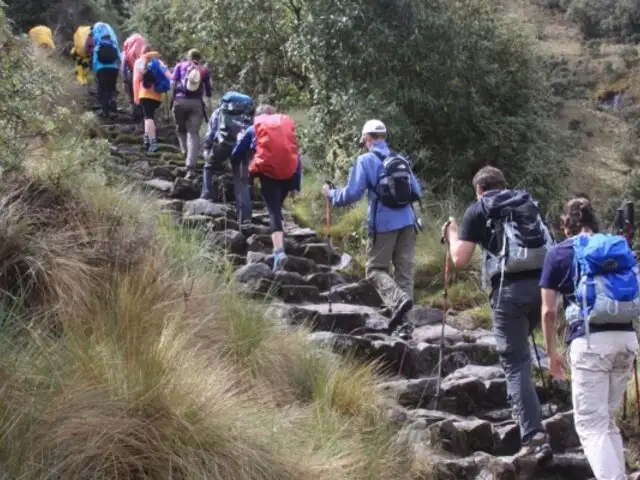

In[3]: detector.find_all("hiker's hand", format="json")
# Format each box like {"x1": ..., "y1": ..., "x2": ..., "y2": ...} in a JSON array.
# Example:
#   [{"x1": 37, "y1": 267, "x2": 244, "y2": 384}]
[
  {"x1": 322, "y1": 183, "x2": 332, "y2": 198},
  {"x1": 441, "y1": 217, "x2": 456, "y2": 241},
  {"x1": 548, "y1": 351, "x2": 567, "y2": 380}
]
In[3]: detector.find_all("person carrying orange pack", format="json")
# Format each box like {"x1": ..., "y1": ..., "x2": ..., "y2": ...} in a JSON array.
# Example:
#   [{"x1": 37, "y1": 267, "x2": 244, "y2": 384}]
[
  {"x1": 71, "y1": 26, "x2": 91, "y2": 85},
  {"x1": 122, "y1": 33, "x2": 148, "y2": 119},
  {"x1": 232, "y1": 104, "x2": 302, "y2": 271},
  {"x1": 132, "y1": 46, "x2": 172, "y2": 153}
]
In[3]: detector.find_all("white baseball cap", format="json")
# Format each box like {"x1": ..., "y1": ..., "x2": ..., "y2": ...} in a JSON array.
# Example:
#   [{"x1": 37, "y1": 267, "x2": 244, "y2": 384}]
[{"x1": 360, "y1": 119, "x2": 387, "y2": 143}]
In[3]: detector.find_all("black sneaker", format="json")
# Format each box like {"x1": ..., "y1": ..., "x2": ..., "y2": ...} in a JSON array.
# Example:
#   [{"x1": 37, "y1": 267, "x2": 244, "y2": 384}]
[
  {"x1": 391, "y1": 323, "x2": 414, "y2": 341},
  {"x1": 516, "y1": 432, "x2": 553, "y2": 463},
  {"x1": 386, "y1": 298, "x2": 413, "y2": 334}
]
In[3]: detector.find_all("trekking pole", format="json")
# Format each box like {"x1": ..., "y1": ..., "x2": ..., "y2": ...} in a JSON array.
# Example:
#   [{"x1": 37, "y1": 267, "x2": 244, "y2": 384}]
[
  {"x1": 434, "y1": 220, "x2": 452, "y2": 409},
  {"x1": 324, "y1": 181, "x2": 334, "y2": 314},
  {"x1": 531, "y1": 332, "x2": 553, "y2": 417}
]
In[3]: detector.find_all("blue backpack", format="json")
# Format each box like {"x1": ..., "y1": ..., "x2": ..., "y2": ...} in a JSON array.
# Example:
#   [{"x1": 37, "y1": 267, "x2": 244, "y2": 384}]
[
  {"x1": 573, "y1": 233, "x2": 640, "y2": 341},
  {"x1": 142, "y1": 58, "x2": 170, "y2": 93}
]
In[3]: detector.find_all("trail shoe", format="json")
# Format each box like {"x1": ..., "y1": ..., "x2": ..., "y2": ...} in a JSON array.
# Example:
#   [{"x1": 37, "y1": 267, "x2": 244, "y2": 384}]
[
  {"x1": 273, "y1": 249, "x2": 287, "y2": 272},
  {"x1": 143, "y1": 134, "x2": 150, "y2": 150},
  {"x1": 391, "y1": 323, "x2": 414, "y2": 341},
  {"x1": 386, "y1": 298, "x2": 413, "y2": 334},
  {"x1": 147, "y1": 139, "x2": 158, "y2": 153},
  {"x1": 515, "y1": 432, "x2": 553, "y2": 463},
  {"x1": 185, "y1": 170, "x2": 197, "y2": 181}
]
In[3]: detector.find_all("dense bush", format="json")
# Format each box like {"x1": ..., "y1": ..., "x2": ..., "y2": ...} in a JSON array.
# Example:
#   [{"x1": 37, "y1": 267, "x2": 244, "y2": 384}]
[
  {"x1": 537, "y1": 0, "x2": 640, "y2": 42},
  {"x1": 128, "y1": 0, "x2": 567, "y2": 204},
  {"x1": 3, "y1": 0, "x2": 123, "y2": 42}
]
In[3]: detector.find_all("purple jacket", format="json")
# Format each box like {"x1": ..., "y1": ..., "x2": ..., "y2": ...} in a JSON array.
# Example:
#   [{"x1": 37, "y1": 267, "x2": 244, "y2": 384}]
[{"x1": 171, "y1": 60, "x2": 212, "y2": 98}]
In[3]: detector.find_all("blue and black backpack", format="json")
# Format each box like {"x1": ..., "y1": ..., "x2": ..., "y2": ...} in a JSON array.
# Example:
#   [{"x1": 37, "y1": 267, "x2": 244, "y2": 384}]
[
  {"x1": 572, "y1": 233, "x2": 640, "y2": 342},
  {"x1": 142, "y1": 58, "x2": 170, "y2": 93},
  {"x1": 96, "y1": 37, "x2": 119, "y2": 64}
]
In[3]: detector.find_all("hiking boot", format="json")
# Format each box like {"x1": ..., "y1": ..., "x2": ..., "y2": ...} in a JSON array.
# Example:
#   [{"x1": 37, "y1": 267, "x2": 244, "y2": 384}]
[
  {"x1": 143, "y1": 135, "x2": 150, "y2": 150},
  {"x1": 386, "y1": 298, "x2": 413, "y2": 334},
  {"x1": 391, "y1": 323, "x2": 414, "y2": 341},
  {"x1": 185, "y1": 170, "x2": 197, "y2": 181},
  {"x1": 273, "y1": 252, "x2": 287, "y2": 272},
  {"x1": 515, "y1": 432, "x2": 553, "y2": 463},
  {"x1": 147, "y1": 140, "x2": 158, "y2": 154}
]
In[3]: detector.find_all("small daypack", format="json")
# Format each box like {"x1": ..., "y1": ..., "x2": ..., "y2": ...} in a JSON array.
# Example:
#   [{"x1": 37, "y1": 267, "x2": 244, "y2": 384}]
[
  {"x1": 371, "y1": 151, "x2": 419, "y2": 209},
  {"x1": 142, "y1": 58, "x2": 170, "y2": 93},
  {"x1": 572, "y1": 233, "x2": 640, "y2": 340},
  {"x1": 96, "y1": 39, "x2": 118, "y2": 64},
  {"x1": 481, "y1": 189, "x2": 554, "y2": 295},
  {"x1": 183, "y1": 63, "x2": 202, "y2": 92},
  {"x1": 216, "y1": 91, "x2": 255, "y2": 146}
]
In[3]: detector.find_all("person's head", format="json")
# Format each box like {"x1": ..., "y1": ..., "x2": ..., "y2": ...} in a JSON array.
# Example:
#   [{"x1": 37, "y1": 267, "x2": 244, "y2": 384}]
[
  {"x1": 142, "y1": 44, "x2": 151, "y2": 55},
  {"x1": 256, "y1": 104, "x2": 276, "y2": 116},
  {"x1": 360, "y1": 119, "x2": 387, "y2": 150},
  {"x1": 187, "y1": 48, "x2": 201, "y2": 63},
  {"x1": 472, "y1": 166, "x2": 507, "y2": 199},
  {"x1": 560, "y1": 197, "x2": 600, "y2": 237}
]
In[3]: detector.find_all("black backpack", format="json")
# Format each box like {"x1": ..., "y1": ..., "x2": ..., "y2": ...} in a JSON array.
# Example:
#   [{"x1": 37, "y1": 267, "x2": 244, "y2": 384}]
[
  {"x1": 96, "y1": 39, "x2": 118, "y2": 64},
  {"x1": 480, "y1": 189, "x2": 554, "y2": 290},
  {"x1": 216, "y1": 103, "x2": 255, "y2": 146},
  {"x1": 372, "y1": 151, "x2": 419, "y2": 208}
]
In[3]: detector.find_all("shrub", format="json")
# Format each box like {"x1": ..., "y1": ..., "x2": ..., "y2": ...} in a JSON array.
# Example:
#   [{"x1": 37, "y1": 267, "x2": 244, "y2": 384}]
[
  {"x1": 566, "y1": 0, "x2": 640, "y2": 41},
  {"x1": 292, "y1": 0, "x2": 566, "y2": 205}
]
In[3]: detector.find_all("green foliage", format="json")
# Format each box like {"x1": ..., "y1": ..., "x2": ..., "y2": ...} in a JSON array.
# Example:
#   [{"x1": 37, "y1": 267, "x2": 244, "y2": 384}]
[
  {"x1": 294, "y1": 0, "x2": 566, "y2": 204},
  {"x1": 127, "y1": 0, "x2": 307, "y2": 100},
  {"x1": 559, "y1": 0, "x2": 640, "y2": 41},
  {"x1": 3, "y1": 0, "x2": 123, "y2": 41}
]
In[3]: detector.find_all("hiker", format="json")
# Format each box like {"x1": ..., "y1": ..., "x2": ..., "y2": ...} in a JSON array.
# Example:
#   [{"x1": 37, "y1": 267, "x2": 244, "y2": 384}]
[
  {"x1": 71, "y1": 26, "x2": 91, "y2": 85},
  {"x1": 441, "y1": 165, "x2": 554, "y2": 461},
  {"x1": 233, "y1": 104, "x2": 301, "y2": 270},
  {"x1": 28, "y1": 25, "x2": 55, "y2": 51},
  {"x1": 171, "y1": 49, "x2": 213, "y2": 179},
  {"x1": 322, "y1": 119, "x2": 422, "y2": 338},
  {"x1": 203, "y1": 91, "x2": 256, "y2": 224},
  {"x1": 540, "y1": 197, "x2": 639, "y2": 480},
  {"x1": 132, "y1": 47, "x2": 172, "y2": 153},
  {"x1": 122, "y1": 33, "x2": 148, "y2": 120},
  {"x1": 89, "y1": 23, "x2": 121, "y2": 117}
]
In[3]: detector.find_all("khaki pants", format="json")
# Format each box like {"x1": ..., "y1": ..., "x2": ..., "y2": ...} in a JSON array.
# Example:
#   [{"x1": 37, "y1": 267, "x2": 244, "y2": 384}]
[
  {"x1": 172, "y1": 97, "x2": 204, "y2": 170},
  {"x1": 366, "y1": 226, "x2": 416, "y2": 310}
]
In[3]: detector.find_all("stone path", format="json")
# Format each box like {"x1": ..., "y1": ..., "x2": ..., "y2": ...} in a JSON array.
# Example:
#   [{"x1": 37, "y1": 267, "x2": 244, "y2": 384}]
[{"x1": 90, "y1": 97, "x2": 634, "y2": 480}]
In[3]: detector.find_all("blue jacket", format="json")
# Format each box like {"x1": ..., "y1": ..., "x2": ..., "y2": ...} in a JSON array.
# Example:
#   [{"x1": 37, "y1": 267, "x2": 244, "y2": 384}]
[
  {"x1": 328, "y1": 140, "x2": 421, "y2": 235},
  {"x1": 233, "y1": 126, "x2": 302, "y2": 191},
  {"x1": 91, "y1": 23, "x2": 121, "y2": 73}
]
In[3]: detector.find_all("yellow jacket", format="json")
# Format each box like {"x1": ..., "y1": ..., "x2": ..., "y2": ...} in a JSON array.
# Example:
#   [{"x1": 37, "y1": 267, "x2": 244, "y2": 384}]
[{"x1": 28, "y1": 25, "x2": 55, "y2": 49}]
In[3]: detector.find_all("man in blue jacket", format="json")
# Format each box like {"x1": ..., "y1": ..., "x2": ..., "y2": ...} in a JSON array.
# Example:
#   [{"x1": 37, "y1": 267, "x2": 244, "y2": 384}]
[
  {"x1": 89, "y1": 23, "x2": 121, "y2": 117},
  {"x1": 322, "y1": 119, "x2": 421, "y2": 337}
]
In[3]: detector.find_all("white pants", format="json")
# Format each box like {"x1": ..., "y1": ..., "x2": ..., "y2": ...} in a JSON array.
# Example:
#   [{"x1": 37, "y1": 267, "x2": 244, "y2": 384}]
[{"x1": 570, "y1": 331, "x2": 639, "y2": 480}]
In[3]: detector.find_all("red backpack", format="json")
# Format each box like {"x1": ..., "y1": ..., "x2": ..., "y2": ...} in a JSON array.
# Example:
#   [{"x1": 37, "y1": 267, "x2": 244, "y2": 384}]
[{"x1": 250, "y1": 114, "x2": 298, "y2": 180}]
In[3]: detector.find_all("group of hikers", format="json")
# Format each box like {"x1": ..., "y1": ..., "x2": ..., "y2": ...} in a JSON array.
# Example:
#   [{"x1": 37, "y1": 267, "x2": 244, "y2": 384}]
[{"x1": 29, "y1": 20, "x2": 638, "y2": 480}]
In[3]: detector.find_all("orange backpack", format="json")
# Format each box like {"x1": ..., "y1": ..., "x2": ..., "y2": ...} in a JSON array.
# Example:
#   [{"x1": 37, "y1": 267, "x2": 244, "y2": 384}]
[{"x1": 250, "y1": 114, "x2": 299, "y2": 180}]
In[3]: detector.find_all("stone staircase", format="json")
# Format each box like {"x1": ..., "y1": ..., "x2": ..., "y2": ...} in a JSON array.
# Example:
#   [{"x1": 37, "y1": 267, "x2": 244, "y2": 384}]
[{"x1": 89, "y1": 96, "x2": 636, "y2": 480}]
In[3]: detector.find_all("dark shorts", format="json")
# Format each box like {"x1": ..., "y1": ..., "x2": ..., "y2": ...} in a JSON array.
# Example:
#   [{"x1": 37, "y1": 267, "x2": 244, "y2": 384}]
[{"x1": 140, "y1": 98, "x2": 161, "y2": 120}]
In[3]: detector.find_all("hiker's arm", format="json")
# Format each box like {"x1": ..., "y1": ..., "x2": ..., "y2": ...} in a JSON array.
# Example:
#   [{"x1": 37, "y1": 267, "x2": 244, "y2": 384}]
[
  {"x1": 292, "y1": 156, "x2": 302, "y2": 192},
  {"x1": 232, "y1": 127, "x2": 254, "y2": 163},
  {"x1": 539, "y1": 249, "x2": 560, "y2": 354},
  {"x1": 329, "y1": 159, "x2": 366, "y2": 207},
  {"x1": 203, "y1": 109, "x2": 219, "y2": 151},
  {"x1": 132, "y1": 65, "x2": 141, "y2": 105},
  {"x1": 204, "y1": 69, "x2": 212, "y2": 98},
  {"x1": 448, "y1": 206, "x2": 479, "y2": 267},
  {"x1": 411, "y1": 173, "x2": 422, "y2": 196}
]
